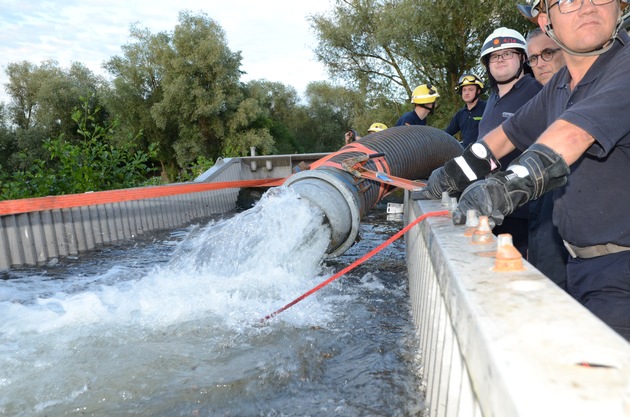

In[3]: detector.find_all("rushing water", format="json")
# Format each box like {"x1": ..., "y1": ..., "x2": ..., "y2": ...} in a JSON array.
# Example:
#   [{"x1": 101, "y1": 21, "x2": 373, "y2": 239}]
[{"x1": 0, "y1": 187, "x2": 424, "y2": 417}]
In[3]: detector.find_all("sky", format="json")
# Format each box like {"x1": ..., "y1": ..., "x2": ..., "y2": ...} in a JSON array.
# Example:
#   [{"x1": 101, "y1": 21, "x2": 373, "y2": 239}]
[{"x1": 0, "y1": 0, "x2": 333, "y2": 105}]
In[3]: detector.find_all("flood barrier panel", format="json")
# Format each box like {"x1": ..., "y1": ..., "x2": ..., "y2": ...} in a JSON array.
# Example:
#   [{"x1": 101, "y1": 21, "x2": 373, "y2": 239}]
[
  {"x1": 0, "y1": 153, "x2": 327, "y2": 271},
  {"x1": 405, "y1": 195, "x2": 630, "y2": 417}
]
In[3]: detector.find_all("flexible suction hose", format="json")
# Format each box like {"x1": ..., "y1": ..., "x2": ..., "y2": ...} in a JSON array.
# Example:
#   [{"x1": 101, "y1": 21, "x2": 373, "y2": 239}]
[{"x1": 285, "y1": 125, "x2": 463, "y2": 257}]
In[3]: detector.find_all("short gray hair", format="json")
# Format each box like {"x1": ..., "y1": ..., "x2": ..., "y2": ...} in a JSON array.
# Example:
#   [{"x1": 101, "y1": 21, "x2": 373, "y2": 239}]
[{"x1": 526, "y1": 27, "x2": 546, "y2": 42}]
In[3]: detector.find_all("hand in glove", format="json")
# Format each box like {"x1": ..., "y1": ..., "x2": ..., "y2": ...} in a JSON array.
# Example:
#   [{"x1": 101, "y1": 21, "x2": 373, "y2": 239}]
[
  {"x1": 411, "y1": 141, "x2": 500, "y2": 200},
  {"x1": 452, "y1": 143, "x2": 570, "y2": 225}
]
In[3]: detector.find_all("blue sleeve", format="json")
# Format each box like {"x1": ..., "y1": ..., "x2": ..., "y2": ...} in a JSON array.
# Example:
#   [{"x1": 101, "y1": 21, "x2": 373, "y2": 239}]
[
  {"x1": 444, "y1": 113, "x2": 460, "y2": 136},
  {"x1": 559, "y1": 46, "x2": 630, "y2": 157}
]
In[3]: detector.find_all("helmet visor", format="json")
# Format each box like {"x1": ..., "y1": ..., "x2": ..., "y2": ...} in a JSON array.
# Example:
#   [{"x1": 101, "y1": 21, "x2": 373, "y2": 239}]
[{"x1": 458, "y1": 74, "x2": 478, "y2": 85}]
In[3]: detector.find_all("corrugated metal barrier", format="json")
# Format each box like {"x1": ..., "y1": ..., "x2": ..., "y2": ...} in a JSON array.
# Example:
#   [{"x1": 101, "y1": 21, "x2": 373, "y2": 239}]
[{"x1": 0, "y1": 153, "x2": 326, "y2": 271}]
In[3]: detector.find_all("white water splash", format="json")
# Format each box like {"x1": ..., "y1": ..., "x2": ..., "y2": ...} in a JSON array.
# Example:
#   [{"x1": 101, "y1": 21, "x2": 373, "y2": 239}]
[{"x1": 0, "y1": 187, "x2": 338, "y2": 416}]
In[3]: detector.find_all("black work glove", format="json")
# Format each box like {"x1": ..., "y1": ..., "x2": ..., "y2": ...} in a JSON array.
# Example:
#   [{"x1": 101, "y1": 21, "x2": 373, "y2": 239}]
[
  {"x1": 411, "y1": 142, "x2": 500, "y2": 200},
  {"x1": 452, "y1": 143, "x2": 570, "y2": 225}
]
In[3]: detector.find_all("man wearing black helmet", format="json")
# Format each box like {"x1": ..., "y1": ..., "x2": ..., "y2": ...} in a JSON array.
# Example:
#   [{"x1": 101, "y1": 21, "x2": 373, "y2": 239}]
[
  {"x1": 428, "y1": 0, "x2": 630, "y2": 339},
  {"x1": 445, "y1": 74, "x2": 487, "y2": 148}
]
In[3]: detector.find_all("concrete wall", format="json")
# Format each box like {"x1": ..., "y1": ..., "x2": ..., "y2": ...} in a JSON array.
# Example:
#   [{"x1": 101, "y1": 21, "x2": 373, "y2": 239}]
[{"x1": 405, "y1": 195, "x2": 630, "y2": 417}]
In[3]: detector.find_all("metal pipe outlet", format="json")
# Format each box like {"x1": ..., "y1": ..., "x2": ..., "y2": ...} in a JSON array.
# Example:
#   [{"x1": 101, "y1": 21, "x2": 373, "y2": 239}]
[{"x1": 284, "y1": 125, "x2": 464, "y2": 257}]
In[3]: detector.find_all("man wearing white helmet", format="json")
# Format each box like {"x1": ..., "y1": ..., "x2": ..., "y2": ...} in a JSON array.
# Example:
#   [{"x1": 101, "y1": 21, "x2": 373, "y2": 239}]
[
  {"x1": 477, "y1": 27, "x2": 541, "y2": 141},
  {"x1": 447, "y1": 27, "x2": 542, "y2": 258},
  {"x1": 434, "y1": 0, "x2": 630, "y2": 339}
]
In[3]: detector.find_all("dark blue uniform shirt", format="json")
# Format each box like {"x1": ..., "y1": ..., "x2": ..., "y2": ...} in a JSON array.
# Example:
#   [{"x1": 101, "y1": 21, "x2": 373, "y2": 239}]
[
  {"x1": 503, "y1": 32, "x2": 630, "y2": 247},
  {"x1": 479, "y1": 74, "x2": 542, "y2": 219},
  {"x1": 395, "y1": 110, "x2": 426, "y2": 126},
  {"x1": 444, "y1": 99, "x2": 487, "y2": 148}
]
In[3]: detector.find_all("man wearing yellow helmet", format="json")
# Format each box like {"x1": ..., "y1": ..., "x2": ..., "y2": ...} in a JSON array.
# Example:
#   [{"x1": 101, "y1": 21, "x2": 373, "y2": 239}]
[
  {"x1": 367, "y1": 122, "x2": 388, "y2": 133},
  {"x1": 437, "y1": 0, "x2": 630, "y2": 339},
  {"x1": 445, "y1": 74, "x2": 487, "y2": 148},
  {"x1": 395, "y1": 84, "x2": 439, "y2": 126}
]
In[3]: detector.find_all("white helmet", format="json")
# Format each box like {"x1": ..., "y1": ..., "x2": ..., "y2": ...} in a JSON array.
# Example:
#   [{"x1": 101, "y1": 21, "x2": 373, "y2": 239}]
[
  {"x1": 516, "y1": 0, "x2": 542, "y2": 24},
  {"x1": 479, "y1": 27, "x2": 527, "y2": 66}
]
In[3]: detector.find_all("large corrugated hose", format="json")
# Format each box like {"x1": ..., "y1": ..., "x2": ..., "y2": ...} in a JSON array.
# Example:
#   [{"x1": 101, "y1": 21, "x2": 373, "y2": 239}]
[{"x1": 285, "y1": 125, "x2": 463, "y2": 257}]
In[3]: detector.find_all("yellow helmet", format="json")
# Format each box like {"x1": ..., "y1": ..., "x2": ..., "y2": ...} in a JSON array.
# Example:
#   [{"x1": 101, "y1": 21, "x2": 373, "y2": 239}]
[
  {"x1": 411, "y1": 84, "x2": 439, "y2": 105},
  {"x1": 456, "y1": 73, "x2": 484, "y2": 91},
  {"x1": 367, "y1": 122, "x2": 388, "y2": 133}
]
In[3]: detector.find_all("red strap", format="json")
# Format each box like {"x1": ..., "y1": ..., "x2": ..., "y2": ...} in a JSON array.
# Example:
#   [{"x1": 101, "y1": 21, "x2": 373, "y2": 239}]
[{"x1": 0, "y1": 178, "x2": 285, "y2": 216}]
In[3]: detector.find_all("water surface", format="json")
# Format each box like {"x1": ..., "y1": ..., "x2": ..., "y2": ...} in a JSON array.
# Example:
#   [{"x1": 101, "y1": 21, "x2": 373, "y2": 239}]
[{"x1": 0, "y1": 188, "x2": 424, "y2": 416}]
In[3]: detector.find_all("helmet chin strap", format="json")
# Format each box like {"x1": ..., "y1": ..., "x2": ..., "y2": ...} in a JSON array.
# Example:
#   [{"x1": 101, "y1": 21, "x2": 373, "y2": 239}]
[
  {"x1": 419, "y1": 103, "x2": 436, "y2": 115},
  {"x1": 544, "y1": 5, "x2": 623, "y2": 57}
]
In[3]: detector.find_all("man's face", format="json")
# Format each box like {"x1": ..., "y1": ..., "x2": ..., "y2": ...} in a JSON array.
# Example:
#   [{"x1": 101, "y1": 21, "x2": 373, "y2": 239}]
[
  {"x1": 527, "y1": 34, "x2": 566, "y2": 85},
  {"x1": 461, "y1": 85, "x2": 478, "y2": 103},
  {"x1": 488, "y1": 48, "x2": 522, "y2": 83},
  {"x1": 539, "y1": 0, "x2": 620, "y2": 54}
]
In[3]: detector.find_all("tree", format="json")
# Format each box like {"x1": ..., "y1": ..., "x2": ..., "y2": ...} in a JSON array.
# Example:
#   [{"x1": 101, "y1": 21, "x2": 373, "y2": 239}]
[
  {"x1": 292, "y1": 81, "x2": 360, "y2": 152},
  {"x1": 103, "y1": 25, "x2": 176, "y2": 179},
  {"x1": 0, "y1": 96, "x2": 156, "y2": 200},
  {"x1": 105, "y1": 11, "x2": 255, "y2": 181},
  {"x1": 151, "y1": 11, "x2": 244, "y2": 168},
  {"x1": 310, "y1": 0, "x2": 531, "y2": 127},
  {"x1": 240, "y1": 80, "x2": 301, "y2": 155},
  {"x1": 0, "y1": 104, "x2": 15, "y2": 169},
  {"x1": 3, "y1": 60, "x2": 106, "y2": 171},
  {"x1": 5, "y1": 61, "x2": 40, "y2": 130}
]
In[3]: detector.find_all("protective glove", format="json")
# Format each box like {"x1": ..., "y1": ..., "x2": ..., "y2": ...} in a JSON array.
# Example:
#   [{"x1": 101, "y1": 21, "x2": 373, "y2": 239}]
[
  {"x1": 411, "y1": 141, "x2": 500, "y2": 200},
  {"x1": 452, "y1": 143, "x2": 570, "y2": 225}
]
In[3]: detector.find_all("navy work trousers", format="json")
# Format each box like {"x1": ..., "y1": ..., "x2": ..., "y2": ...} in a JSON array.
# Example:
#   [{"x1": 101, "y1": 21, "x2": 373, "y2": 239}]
[{"x1": 567, "y1": 251, "x2": 630, "y2": 340}]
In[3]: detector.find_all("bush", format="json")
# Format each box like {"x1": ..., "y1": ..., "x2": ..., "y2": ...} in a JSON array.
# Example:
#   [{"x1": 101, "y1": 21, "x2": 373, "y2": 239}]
[{"x1": 0, "y1": 96, "x2": 157, "y2": 200}]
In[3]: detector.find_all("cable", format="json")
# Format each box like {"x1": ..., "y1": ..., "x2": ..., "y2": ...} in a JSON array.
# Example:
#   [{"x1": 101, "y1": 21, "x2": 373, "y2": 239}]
[{"x1": 260, "y1": 210, "x2": 450, "y2": 322}]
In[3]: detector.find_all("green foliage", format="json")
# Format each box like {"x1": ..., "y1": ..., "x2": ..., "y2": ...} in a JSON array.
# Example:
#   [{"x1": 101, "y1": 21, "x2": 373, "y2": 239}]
[
  {"x1": 240, "y1": 80, "x2": 302, "y2": 154},
  {"x1": 0, "y1": 104, "x2": 15, "y2": 169},
  {"x1": 3, "y1": 60, "x2": 107, "y2": 172},
  {"x1": 291, "y1": 82, "x2": 359, "y2": 152},
  {"x1": 0, "y1": 97, "x2": 157, "y2": 200},
  {"x1": 176, "y1": 156, "x2": 215, "y2": 182},
  {"x1": 104, "y1": 11, "x2": 246, "y2": 181},
  {"x1": 0, "y1": 2, "x2": 540, "y2": 185},
  {"x1": 310, "y1": 0, "x2": 531, "y2": 129}
]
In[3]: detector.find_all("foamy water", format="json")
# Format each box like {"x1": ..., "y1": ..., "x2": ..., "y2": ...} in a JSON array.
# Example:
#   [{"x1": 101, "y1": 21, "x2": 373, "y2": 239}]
[{"x1": 0, "y1": 187, "x2": 423, "y2": 416}]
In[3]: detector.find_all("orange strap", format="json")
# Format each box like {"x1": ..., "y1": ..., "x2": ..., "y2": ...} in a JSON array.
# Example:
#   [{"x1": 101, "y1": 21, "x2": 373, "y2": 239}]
[
  {"x1": 0, "y1": 178, "x2": 285, "y2": 216},
  {"x1": 309, "y1": 143, "x2": 391, "y2": 173},
  {"x1": 309, "y1": 143, "x2": 393, "y2": 200},
  {"x1": 354, "y1": 168, "x2": 425, "y2": 191}
]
